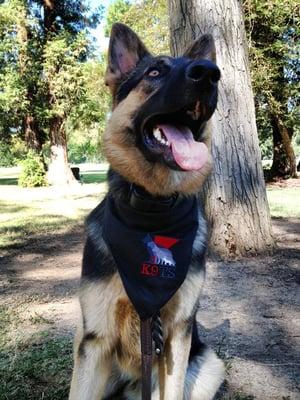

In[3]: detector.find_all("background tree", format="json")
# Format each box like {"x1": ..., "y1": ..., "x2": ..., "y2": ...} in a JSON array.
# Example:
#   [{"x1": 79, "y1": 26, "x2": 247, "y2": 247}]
[
  {"x1": 0, "y1": 1, "x2": 29, "y2": 145},
  {"x1": 169, "y1": 0, "x2": 275, "y2": 258},
  {"x1": 243, "y1": 0, "x2": 299, "y2": 179},
  {"x1": 104, "y1": 0, "x2": 169, "y2": 54},
  {"x1": 67, "y1": 59, "x2": 110, "y2": 164},
  {"x1": 0, "y1": 0, "x2": 103, "y2": 184},
  {"x1": 37, "y1": 0, "x2": 102, "y2": 185}
]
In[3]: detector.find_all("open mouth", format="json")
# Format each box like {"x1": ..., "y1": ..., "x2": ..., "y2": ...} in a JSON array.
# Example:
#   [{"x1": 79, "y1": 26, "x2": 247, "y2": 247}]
[{"x1": 142, "y1": 101, "x2": 209, "y2": 171}]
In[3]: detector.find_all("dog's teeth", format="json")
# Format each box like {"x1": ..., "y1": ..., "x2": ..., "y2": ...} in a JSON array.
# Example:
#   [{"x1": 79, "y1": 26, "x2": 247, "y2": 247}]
[
  {"x1": 153, "y1": 128, "x2": 162, "y2": 142},
  {"x1": 153, "y1": 127, "x2": 170, "y2": 146}
]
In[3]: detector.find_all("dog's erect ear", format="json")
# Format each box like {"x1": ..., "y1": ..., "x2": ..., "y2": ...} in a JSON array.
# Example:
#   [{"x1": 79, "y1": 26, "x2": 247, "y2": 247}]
[
  {"x1": 105, "y1": 23, "x2": 150, "y2": 94},
  {"x1": 183, "y1": 34, "x2": 216, "y2": 62}
]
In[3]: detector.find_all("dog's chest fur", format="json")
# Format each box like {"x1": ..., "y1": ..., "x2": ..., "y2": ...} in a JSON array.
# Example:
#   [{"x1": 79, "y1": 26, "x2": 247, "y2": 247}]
[{"x1": 80, "y1": 267, "x2": 205, "y2": 377}]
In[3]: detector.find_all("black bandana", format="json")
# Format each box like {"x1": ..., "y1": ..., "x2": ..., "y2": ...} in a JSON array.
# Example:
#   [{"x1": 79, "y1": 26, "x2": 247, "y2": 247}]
[{"x1": 103, "y1": 186, "x2": 199, "y2": 320}]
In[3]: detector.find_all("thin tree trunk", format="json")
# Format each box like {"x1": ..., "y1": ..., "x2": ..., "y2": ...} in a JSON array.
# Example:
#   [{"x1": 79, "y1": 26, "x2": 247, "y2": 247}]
[
  {"x1": 270, "y1": 114, "x2": 297, "y2": 179},
  {"x1": 169, "y1": 0, "x2": 275, "y2": 258}
]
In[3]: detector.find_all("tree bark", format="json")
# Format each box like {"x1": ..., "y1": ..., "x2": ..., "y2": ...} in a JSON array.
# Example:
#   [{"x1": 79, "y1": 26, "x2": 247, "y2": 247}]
[
  {"x1": 22, "y1": 115, "x2": 43, "y2": 152},
  {"x1": 169, "y1": 0, "x2": 275, "y2": 258},
  {"x1": 47, "y1": 116, "x2": 77, "y2": 185},
  {"x1": 269, "y1": 111, "x2": 297, "y2": 180},
  {"x1": 43, "y1": 0, "x2": 77, "y2": 185}
]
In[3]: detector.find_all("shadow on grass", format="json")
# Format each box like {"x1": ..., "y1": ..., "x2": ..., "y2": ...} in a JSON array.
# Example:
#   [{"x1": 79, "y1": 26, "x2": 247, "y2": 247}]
[
  {"x1": 0, "y1": 177, "x2": 18, "y2": 185},
  {"x1": 0, "y1": 329, "x2": 72, "y2": 400},
  {"x1": 0, "y1": 201, "x2": 29, "y2": 214},
  {"x1": 80, "y1": 170, "x2": 107, "y2": 184}
]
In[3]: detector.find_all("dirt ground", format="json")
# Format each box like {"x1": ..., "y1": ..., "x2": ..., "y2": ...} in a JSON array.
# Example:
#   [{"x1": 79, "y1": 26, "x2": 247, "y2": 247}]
[{"x1": 0, "y1": 215, "x2": 299, "y2": 399}]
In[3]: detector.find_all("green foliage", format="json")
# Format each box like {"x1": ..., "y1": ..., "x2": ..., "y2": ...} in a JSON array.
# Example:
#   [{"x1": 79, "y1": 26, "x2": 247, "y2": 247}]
[
  {"x1": 67, "y1": 60, "x2": 110, "y2": 136},
  {"x1": 243, "y1": 0, "x2": 299, "y2": 156},
  {"x1": 18, "y1": 151, "x2": 47, "y2": 187},
  {"x1": 0, "y1": 0, "x2": 104, "y2": 170},
  {"x1": 0, "y1": 136, "x2": 28, "y2": 167},
  {"x1": 65, "y1": 59, "x2": 110, "y2": 162},
  {"x1": 68, "y1": 140, "x2": 103, "y2": 164},
  {"x1": 0, "y1": 142, "x2": 15, "y2": 167},
  {"x1": 43, "y1": 31, "x2": 88, "y2": 119},
  {"x1": 105, "y1": 0, "x2": 131, "y2": 37},
  {"x1": 293, "y1": 129, "x2": 300, "y2": 156},
  {"x1": 104, "y1": 0, "x2": 169, "y2": 54},
  {"x1": 0, "y1": 1, "x2": 29, "y2": 138}
]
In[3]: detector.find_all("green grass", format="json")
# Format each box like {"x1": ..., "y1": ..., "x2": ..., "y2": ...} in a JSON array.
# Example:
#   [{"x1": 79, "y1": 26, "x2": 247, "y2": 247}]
[
  {"x1": 0, "y1": 257, "x2": 73, "y2": 398},
  {"x1": 266, "y1": 187, "x2": 300, "y2": 218},
  {"x1": 0, "y1": 338, "x2": 72, "y2": 400},
  {"x1": 0, "y1": 165, "x2": 298, "y2": 249},
  {"x1": 0, "y1": 168, "x2": 20, "y2": 185},
  {"x1": 0, "y1": 177, "x2": 18, "y2": 185},
  {"x1": 0, "y1": 165, "x2": 297, "y2": 400},
  {"x1": 80, "y1": 169, "x2": 107, "y2": 184},
  {"x1": 0, "y1": 200, "x2": 88, "y2": 249},
  {"x1": 0, "y1": 206, "x2": 81, "y2": 249},
  {"x1": 0, "y1": 306, "x2": 72, "y2": 400},
  {"x1": 0, "y1": 165, "x2": 108, "y2": 185}
]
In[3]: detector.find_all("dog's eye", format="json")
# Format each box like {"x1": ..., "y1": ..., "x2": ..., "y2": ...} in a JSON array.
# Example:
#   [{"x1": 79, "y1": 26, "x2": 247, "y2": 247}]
[{"x1": 147, "y1": 69, "x2": 160, "y2": 77}]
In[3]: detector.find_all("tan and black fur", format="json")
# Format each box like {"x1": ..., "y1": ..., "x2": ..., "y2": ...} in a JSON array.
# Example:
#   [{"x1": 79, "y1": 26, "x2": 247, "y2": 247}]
[{"x1": 69, "y1": 23, "x2": 224, "y2": 400}]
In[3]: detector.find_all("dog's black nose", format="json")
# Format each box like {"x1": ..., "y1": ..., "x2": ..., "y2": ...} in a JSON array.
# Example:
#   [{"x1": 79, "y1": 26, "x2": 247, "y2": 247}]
[{"x1": 186, "y1": 60, "x2": 221, "y2": 85}]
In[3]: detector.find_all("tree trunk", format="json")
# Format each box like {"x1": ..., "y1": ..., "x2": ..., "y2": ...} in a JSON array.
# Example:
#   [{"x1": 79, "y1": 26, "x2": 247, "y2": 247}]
[
  {"x1": 23, "y1": 115, "x2": 42, "y2": 152},
  {"x1": 169, "y1": 0, "x2": 275, "y2": 258},
  {"x1": 47, "y1": 116, "x2": 77, "y2": 185},
  {"x1": 270, "y1": 113, "x2": 297, "y2": 180},
  {"x1": 43, "y1": 0, "x2": 76, "y2": 185}
]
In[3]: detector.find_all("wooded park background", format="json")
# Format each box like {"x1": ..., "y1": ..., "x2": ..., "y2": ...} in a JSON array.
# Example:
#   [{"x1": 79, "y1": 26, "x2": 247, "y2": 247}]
[
  {"x1": 0, "y1": 0, "x2": 299, "y2": 180},
  {"x1": 0, "y1": 0, "x2": 299, "y2": 399},
  {"x1": 0, "y1": 0, "x2": 299, "y2": 255}
]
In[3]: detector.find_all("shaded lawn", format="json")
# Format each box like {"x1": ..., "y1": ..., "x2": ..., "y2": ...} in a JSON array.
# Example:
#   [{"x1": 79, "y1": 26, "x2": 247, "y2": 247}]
[
  {"x1": 0, "y1": 168, "x2": 20, "y2": 185},
  {"x1": 0, "y1": 307, "x2": 72, "y2": 400},
  {"x1": 0, "y1": 177, "x2": 18, "y2": 185},
  {"x1": 0, "y1": 167, "x2": 299, "y2": 400},
  {"x1": 80, "y1": 169, "x2": 107, "y2": 184},
  {"x1": 0, "y1": 172, "x2": 299, "y2": 250}
]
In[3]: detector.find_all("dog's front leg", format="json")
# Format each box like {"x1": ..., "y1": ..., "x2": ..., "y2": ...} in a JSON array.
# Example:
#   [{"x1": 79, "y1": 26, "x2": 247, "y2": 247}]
[
  {"x1": 69, "y1": 333, "x2": 112, "y2": 400},
  {"x1": 158, "y1": 324, "x2": 192, "y2": 400}
]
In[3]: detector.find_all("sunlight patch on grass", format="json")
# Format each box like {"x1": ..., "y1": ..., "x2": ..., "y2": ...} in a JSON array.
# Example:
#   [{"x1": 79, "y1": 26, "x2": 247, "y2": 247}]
[
  {"x1": 267, "y1": 187, "x2": 300, "y2": 218},
  {"x1": 0, "y1": 182, "x2": 107, "y2": 249}
]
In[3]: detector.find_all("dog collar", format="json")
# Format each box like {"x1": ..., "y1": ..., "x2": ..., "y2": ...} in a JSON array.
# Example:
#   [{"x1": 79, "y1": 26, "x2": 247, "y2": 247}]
[
  {"x1": 129, "y1": 183, "x2": 178, "y2": 212},
  {"x1": 103, "y1": 187, "x2": 199, "y2": 320}
]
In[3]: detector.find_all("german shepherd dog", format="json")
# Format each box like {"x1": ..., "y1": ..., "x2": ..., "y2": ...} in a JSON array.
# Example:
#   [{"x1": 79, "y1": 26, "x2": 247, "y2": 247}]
[{"x1": 69, "y1": 23, "x2": 224, "y2": 400}]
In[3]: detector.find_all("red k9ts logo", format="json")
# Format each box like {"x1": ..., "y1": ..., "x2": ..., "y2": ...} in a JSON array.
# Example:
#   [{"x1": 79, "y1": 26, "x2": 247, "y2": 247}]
[{"x1": 141, "y1": 235, "x2": 179, "y2": 278}]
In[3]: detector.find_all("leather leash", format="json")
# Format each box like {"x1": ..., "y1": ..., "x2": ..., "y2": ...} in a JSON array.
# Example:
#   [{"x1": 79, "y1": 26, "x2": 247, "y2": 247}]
[
  {"x1": 140, "y1": 318, "x2": 153, "y2": 400},
  {"x1": 140, "y1": 313, "x2": 164, "y2": 400}
]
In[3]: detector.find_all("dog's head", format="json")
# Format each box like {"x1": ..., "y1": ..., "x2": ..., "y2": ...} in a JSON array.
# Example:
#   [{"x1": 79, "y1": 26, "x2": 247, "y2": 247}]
[{"x1": 104, "y1": 23, "x2": 220, "y2": 196}]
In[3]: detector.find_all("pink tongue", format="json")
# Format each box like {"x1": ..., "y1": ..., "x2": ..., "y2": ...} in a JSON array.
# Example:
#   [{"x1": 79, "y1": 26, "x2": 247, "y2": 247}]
[{"x1": 157, "y1": 124, "x2": 208, "y2": 171}]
